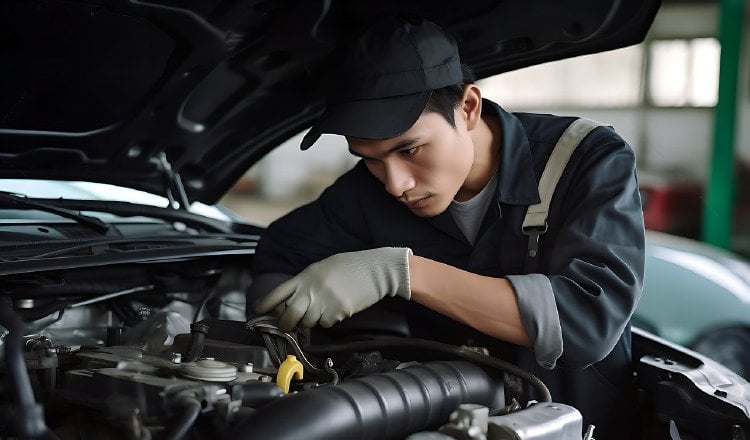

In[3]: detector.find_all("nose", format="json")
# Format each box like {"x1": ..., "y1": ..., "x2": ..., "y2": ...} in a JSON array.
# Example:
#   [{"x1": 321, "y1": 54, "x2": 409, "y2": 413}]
[{"x1": 383, "y1": 160, "x2": 416, "y2": 198}]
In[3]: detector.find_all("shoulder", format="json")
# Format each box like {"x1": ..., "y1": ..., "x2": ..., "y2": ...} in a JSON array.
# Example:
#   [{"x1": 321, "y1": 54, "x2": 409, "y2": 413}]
[
  {"x1": 317, "y1": 160, "x2": 386, "y2": 208},
  {"x1": 514, "y1": 112, "x2": 577, "y2": 144},
  {"x1": 515, "y1": 112, "x2": 633, "y2": 163},
  {"x1": 515, "y1": 112, "x2": 624, "y2": 146},
  {"x1": 265, "y1": 161, "x2": 374, "y2": 232}
]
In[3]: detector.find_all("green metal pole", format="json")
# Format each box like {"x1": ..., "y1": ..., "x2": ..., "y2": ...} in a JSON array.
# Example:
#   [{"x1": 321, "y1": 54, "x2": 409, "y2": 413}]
[{"x1": 703, "y1": 0, "x2": 744, "y2": 248}]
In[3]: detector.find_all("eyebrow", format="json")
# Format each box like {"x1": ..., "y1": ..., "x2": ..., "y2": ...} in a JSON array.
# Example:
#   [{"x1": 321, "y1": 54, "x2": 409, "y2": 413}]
[{"x1": 348, "y1": 137, "x2": 420, "y2": 159}]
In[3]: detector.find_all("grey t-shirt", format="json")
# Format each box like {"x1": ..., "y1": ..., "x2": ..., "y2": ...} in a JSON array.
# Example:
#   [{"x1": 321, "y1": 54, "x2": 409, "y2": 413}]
[{"x1": 449, "y1": 172, "x2": 498, "y2": 245}]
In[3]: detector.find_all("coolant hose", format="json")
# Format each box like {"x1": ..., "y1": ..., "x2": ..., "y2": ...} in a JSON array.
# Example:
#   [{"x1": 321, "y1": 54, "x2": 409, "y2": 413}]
[
  {"x1": 183, "y1": 323, "x2": 208, "y2": 362},
  {"x1": 229, "y1": 360, "x2": 497, "y2": 440},
  {"x1": 231, "y1": 382, "x2": 283, "y2": 407}
]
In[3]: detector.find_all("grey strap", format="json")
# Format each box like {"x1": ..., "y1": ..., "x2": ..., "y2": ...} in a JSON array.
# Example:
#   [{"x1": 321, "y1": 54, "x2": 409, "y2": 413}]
[{"x1": 522, "y1": 118, "x2": 607, "y2": 271}]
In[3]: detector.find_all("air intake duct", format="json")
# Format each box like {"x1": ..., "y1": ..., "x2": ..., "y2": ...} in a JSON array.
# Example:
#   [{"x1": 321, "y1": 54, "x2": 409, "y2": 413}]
[{"x1": 230, "y1": 360, "x2": 498, "y2": 440}]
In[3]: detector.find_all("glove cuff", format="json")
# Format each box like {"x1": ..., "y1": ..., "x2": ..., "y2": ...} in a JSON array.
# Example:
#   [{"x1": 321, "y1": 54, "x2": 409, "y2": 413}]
[{"x1": 390, "y1": 247, "x2": 412, "y2": 300}]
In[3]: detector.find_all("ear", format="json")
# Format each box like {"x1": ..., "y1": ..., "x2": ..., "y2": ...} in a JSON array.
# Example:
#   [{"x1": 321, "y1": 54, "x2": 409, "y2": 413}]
[{"x1": 460, "y1": 84, "x2": 482, "y2": 131}]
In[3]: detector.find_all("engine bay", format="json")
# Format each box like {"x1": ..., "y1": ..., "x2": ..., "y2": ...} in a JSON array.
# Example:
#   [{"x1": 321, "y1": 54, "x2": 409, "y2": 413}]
[
  {"x1": 2, "y1": 254, "x2": 750, "y2": 440},
  {"x1": 7, "y1": 313, "x2": 585, "y2": 440}
]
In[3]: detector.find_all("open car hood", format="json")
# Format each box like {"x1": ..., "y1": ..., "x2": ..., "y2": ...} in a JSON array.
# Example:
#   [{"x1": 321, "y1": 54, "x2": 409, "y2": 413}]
[{"x1": 0, "y1": 0, "x2": 661, "y2": 204}]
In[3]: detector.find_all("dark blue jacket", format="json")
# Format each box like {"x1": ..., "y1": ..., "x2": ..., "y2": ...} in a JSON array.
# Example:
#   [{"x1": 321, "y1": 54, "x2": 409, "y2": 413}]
[{"x1": 251, "y1": 100, "x2": 645, "y2": 438}]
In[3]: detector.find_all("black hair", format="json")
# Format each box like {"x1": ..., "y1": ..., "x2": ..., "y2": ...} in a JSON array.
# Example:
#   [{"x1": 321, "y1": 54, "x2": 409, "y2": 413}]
[{"x1": 423, "y1": 63, "x2": 476, "y2": 127}]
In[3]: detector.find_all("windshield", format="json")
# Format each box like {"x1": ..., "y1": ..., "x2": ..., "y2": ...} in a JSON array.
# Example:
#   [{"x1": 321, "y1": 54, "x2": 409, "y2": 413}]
[{"x1": 0, "y1": 179, "x2": 232, "y2": 221}]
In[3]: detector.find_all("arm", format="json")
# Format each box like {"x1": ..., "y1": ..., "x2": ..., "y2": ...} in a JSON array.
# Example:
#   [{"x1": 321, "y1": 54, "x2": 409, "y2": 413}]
[
  {"x1": 408, "y1": 255, "x2": 531, "y2": 347},
  {"x1": 534, "y1": 132, "x2": 644, "y2": 368}
]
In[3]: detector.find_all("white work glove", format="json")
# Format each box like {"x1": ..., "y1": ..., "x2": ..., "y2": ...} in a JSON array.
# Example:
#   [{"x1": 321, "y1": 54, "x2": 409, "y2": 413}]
[{"x1": 255, "y1": 247, "x2": 412, "y2": 331}]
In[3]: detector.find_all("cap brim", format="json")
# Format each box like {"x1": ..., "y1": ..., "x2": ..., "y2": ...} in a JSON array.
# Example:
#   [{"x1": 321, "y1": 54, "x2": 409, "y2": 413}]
[{"x1": 300, "y1": 90, "x2": 431, "y2": 150}]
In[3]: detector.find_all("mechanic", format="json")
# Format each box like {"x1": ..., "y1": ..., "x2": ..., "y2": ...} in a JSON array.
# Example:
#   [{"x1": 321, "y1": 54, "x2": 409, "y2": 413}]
[{"x1": 247, "y1": 15, "x2": 645, "y2": 440}]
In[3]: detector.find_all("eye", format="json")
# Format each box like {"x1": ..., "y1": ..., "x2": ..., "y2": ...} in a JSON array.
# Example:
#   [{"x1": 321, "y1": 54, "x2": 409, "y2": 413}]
[{"x1": 399, "y1": 146, "x2": 419, "y2": 157}]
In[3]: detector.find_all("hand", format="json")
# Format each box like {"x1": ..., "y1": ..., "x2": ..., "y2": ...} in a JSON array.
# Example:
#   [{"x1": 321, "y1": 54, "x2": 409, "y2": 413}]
[{"x1": 255, "y1": 247, "x2": 412, "y2": 331}]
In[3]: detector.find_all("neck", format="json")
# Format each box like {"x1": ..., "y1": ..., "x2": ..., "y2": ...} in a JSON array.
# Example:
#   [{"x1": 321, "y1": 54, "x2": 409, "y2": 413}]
[{"x1": 456, "y1": 115, "x2": 502, "y2": 201}]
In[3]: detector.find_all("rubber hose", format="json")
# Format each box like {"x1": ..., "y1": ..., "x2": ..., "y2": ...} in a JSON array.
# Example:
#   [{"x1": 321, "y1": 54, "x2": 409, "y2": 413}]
[
  {"x1": 304, "y1": 336, "x2": 552, "y2": 402},
  {"x1": 183, "y1": 323, "x2": 208, "y2": 362},
  {"x1": 230, "y1": 382, "x2": 283, "y2": 407}
]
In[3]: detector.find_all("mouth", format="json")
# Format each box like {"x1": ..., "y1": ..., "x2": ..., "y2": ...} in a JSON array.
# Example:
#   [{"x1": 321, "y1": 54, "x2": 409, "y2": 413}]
[{"x1": 402, "y1": 195, "x2": 431, "y2": 209}]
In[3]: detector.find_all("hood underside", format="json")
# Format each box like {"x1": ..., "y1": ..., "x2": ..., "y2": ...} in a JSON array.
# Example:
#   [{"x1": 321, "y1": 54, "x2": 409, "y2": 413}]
[{"x1": 0, "y1": 0, "x2": 661, "y2": 204}]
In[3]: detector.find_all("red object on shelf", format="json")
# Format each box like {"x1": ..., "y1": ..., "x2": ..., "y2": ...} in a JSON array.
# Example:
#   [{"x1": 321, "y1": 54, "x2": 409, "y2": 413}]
[{"x1": 639, "y1": 172, "x2": 703, "y2": 239}]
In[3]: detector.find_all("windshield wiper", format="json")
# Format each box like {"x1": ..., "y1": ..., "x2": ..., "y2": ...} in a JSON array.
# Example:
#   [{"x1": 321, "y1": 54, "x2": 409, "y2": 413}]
[
  {"x1": 0, "y1": 191, "x2": 110, "y2": 234},
  {"x1": 1, "y1": 235, "x2": 256, "y2": 261}
]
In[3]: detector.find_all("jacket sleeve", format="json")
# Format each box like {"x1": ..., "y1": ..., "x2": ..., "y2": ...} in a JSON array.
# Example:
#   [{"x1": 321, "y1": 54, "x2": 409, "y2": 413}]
[{"x1": 541, "y1": 127, "x2": 645, "y2": 369}]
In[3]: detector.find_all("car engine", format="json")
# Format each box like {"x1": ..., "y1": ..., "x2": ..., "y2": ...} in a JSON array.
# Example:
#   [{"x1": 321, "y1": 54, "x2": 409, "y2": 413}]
[
  {"x1": 2, "y1": 257, "x2": 750, "y2": 440},
  {"x1": 0, "y1": 255, "x2": 588, "y2": 440},
  {"x1": 1, "y1": 310, "x2": 585, "y2": 439}
]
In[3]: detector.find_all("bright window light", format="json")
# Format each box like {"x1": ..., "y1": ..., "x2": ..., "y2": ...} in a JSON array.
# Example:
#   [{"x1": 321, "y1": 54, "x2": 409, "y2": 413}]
[
  {"x1": 478, "y1": 45, "x2": 643, "y2": 108},
  {"x1": 649, "y1": 38, "x2": 719, "y2": 107}
]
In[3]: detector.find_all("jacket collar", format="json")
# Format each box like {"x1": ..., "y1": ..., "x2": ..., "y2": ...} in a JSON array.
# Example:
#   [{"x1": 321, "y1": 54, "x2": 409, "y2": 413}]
[{"x1": 483, "y1": 99, "x2": 540, "y2": 206}]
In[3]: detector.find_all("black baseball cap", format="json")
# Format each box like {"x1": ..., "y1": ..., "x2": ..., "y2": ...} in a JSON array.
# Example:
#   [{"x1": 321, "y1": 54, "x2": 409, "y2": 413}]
[{"x1": 300, "y1": 15, "x2": 463, "y2": 150}]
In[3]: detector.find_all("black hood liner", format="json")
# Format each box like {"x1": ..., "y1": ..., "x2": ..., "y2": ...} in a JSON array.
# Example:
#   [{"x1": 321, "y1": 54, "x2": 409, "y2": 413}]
[{"x1": 0, "y1": 0, "x2": 661, "y2": 204}]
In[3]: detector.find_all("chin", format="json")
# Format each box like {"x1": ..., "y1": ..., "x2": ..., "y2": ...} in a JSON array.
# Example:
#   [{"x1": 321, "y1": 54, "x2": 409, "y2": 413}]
[{"x1": 414, "y1": 200, "x2": 450, "y2": 218}]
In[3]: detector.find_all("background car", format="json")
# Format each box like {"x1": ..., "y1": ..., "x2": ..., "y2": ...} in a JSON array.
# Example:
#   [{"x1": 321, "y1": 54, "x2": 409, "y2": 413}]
[{"x1": 636, "y1": 230, "x2": 750, "y2": 379}]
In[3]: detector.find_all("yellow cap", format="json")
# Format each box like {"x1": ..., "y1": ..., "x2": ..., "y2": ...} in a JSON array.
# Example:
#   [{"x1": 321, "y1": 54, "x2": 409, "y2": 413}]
[{"x1": 276, "y1": 355, "x2": 304, "y2": 393}]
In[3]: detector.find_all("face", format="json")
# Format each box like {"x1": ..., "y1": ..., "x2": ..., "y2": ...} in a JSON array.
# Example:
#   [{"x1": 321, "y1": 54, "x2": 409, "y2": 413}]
[{"x1": 348, "y1": 110, "x2": 475, "y2": 217}]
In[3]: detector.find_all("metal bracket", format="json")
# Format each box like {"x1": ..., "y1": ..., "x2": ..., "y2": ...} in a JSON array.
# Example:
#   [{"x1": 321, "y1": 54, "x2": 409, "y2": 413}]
[{"x1": 522, "y1": 223, "x2": 547, "y2": 272}]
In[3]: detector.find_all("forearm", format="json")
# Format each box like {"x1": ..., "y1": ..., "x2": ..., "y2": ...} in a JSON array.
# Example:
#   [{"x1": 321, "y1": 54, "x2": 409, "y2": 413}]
[{"x1": 408, "y1": 254, "x2": 531, "y2": 347}]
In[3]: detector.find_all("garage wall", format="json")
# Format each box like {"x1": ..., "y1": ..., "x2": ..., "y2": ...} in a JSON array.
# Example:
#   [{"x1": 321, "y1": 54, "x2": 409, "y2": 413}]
[{"x1": 247, "y1": 2, "x2": 749, "y2": 203}]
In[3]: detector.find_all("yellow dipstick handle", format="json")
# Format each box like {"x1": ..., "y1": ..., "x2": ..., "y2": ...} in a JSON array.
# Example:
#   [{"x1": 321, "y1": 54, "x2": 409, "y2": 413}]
[{"x1": 276, "y1": 355, "x2": 304, "y2": 393}]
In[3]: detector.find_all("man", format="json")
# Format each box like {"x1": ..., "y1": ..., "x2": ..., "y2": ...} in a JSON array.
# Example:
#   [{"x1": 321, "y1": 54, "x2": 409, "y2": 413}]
[{"x1": 248, "y1": 14, "x2": 645, "y2": 439}]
